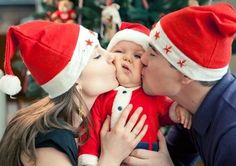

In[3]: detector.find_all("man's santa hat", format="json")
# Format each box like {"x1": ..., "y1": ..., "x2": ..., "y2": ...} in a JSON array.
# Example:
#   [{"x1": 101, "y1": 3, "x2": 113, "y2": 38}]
[
  {"x1": 107, "y1": 21, "x2": 150, "y2": 51},
  {"x1": 150, "y1": 3, "x2": 236, "y2": 81},
  {"x1": 0, "y1": 20, "x2": 99, "y2": 98}
]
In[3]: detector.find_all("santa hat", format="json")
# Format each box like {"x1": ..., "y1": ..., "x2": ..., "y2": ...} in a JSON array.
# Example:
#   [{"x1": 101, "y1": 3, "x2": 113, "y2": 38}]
[
  {"x1": 150, "y1": 3, "x2": 236, "y2": 81},
  {"x1": 0, "y1": 20, "x2": 99, "y2": 98},
  {"x1": 107, "y1": 22, "x2": 150, "y2": 51}
]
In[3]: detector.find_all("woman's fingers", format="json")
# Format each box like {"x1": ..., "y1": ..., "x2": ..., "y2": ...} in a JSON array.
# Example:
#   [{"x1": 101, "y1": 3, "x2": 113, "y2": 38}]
[
  {"x1": 130, "y1": 113, "x2": 146, "y2": 136},
  {"x1": 133, "y1": 124, "x2": 148, "y2": 146},
  {"x1": 100, "y1": 116, "x2": 110, "y2": 137},
  {"x1": 125, "y1": 107, "x2": 143, "y2": 133},
  {"x1": 115, "y1": 104, "x2": 133, "y2": 128},
  {"x1": 112, "y1": 104, "x2": 147, "y2": 145}
]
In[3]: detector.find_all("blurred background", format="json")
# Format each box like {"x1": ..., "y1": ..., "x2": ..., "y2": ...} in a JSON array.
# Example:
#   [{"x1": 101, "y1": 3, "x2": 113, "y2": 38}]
[{"x1": 0, "y1": 1, "x2": 236, "y2": 165}]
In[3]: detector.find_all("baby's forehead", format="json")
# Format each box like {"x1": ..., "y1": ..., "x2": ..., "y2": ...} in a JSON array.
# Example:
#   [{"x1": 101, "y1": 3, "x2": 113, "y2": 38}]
[{"x1": 114, "y1": 40, "x2": 147, "y2": 49}]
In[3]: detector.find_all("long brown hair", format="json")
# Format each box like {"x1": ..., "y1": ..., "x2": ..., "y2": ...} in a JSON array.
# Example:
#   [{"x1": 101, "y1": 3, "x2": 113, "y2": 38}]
[{"x1": 0, "y1": 84, "x2": 90, "y2": 166}]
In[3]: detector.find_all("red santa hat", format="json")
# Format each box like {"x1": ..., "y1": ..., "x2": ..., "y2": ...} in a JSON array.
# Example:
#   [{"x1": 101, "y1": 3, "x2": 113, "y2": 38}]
[
  {"x1": 150, "y1": 3, "x2": 236, "y2": 81},
  {"x1": 0, "y1": 20, "x2": 99, "y2": 98},
  {"x1": 107, "y1": 21, "x2": 150, "y2": 51}
]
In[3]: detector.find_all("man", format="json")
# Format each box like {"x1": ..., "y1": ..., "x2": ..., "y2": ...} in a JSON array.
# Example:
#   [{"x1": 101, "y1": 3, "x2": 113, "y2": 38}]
[{"x1": 124, "y1": 2, "x2": 236, "y2": 166}]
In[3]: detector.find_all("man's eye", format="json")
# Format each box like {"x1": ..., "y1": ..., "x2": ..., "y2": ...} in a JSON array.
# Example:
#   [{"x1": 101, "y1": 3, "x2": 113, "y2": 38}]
[
  {"x1": 150, "y1": 53, "x2": 156, "y2": 57},
  {"x1": 94, "y1": 55, "x2": 101, "y2": 59}
]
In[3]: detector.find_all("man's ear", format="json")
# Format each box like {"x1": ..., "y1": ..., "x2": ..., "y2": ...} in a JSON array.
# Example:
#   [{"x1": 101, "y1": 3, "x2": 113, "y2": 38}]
[{"x1": 181, "y1": 75, "x2": 193, "y2": 85}]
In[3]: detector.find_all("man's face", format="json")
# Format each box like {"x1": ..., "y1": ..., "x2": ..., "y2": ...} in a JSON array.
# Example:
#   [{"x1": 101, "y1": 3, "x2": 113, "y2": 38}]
[{"x1": 141, "y1": 44, "x2": 183, "y2": 96}]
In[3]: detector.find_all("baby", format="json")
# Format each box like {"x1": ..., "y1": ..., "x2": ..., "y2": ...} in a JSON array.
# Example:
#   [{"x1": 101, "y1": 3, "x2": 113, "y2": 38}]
[{"x1": 78, "y1": 22, "x2": 191, "y2": 166}]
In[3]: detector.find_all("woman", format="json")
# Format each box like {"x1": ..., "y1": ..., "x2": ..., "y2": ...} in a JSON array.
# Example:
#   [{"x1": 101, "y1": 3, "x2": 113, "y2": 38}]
[{"x1": 0, "y1": 21, "x2": 147, "y2": 166}]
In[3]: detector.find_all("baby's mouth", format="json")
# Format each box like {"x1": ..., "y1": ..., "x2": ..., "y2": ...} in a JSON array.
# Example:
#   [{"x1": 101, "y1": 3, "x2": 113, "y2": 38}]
[{"x1": 122, "y1": 64, "x2": 130, "y2": 72}]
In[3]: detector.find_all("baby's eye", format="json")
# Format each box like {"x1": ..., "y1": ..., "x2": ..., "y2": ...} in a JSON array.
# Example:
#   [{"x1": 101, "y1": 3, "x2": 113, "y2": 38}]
[
  {"x1": 94, "y1": 54, "x2": 101, "y2": 59},
  {"x1": 134, "y1": 54, "x2": 141, "y2": 59}
]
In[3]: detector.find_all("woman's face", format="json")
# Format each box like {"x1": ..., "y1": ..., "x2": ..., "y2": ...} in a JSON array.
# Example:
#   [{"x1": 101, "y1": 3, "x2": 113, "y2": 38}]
[{"x1": 78, "y1": 45, "x2": 118, "y2": 97}]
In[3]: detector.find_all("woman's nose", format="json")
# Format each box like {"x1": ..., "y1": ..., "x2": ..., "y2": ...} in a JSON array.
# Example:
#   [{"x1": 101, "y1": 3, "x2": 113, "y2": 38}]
[{"x1": 107, "y1": 52, "x2": 115, "y2": 63}]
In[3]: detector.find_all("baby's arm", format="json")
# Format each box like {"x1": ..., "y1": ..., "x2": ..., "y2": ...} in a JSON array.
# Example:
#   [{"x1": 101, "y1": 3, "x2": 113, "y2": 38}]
[
  {"x1": 169, "y1": 102, "x2": 192, "y2": 129},
  {"x1": 78, "y1": 96, "x2": 106, "y2": 166}
]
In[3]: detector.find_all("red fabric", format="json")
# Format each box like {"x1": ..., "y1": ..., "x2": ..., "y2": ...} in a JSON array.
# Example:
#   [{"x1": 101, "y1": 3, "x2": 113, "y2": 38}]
[
  {"x1": 79, "y1": 87, "x2": 174, "y2": 157},
  {"x1": 120, "y1": 22, "x2": 150, "y2": 36},
  {"x1": 160, "y1": 3, "x2": 236, "y2": 69},
  {"x1": 4, "y1": 21, "x2": 79, "y2": 84}
]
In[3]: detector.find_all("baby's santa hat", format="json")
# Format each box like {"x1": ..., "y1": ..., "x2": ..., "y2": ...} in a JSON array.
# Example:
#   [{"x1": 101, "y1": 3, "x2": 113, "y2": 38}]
[
  {"x1": 107, "y1": 22, "x2": 150, "y2": 51},
  {"x1": 0, "y1": 20, "x2": 99, "y2": 98},
  {"x1": 150, "y1": 2, "x2": 236, "y2": 81}
]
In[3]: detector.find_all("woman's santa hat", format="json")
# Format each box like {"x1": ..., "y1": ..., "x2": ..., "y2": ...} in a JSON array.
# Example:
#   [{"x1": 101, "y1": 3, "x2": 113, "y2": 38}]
[
  {"x1": 150, "y1": 2, "x2": 236, "y2": 81},
  {"x1": 107, "y1": 21, "x2": 150, "y2": 51},
  {"x1": 0, "y1": 20, "x2": 99, "y2": 98}
]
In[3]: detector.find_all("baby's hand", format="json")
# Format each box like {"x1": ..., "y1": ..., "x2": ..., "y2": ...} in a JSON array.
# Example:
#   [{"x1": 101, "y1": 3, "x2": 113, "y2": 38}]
[{"x1": 175, "y1": 104, "x2": 192, "y2": 129}]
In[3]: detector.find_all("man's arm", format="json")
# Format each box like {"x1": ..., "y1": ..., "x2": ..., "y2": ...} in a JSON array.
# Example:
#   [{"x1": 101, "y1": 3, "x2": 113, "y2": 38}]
[{"x1": 166, "y1": 124, "x2": 199, "y2": 166}]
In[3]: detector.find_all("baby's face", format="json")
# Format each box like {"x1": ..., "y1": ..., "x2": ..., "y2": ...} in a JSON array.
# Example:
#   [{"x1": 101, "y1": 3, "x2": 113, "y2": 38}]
[{"x1": 110, "y1": 41, "x2": 145, "y2": 88}]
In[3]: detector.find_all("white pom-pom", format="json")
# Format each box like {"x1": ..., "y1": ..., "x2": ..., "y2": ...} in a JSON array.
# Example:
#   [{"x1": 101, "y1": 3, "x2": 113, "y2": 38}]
[{"x1": 0, "y1": 74, "x2": 22, "y2": 96}]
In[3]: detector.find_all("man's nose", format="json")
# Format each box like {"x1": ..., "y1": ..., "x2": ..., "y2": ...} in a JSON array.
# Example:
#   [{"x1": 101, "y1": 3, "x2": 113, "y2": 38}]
[{"x1": 141, "y1": 52, "x2": 148, "y2": 67}]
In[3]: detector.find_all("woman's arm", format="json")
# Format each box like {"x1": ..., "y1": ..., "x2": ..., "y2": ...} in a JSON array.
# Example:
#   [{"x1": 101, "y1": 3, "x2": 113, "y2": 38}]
[
  {"x1": 98, "y1": 104, "x2": 148, "y2": 166},
  {"x1": 22, "y1": 148, "x2": 72, "y2": 166}
]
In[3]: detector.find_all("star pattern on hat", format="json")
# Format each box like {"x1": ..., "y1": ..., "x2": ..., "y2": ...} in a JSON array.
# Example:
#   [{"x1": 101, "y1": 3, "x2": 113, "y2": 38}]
[
  {"x1": 177, "y1": 59, "x2": 186, "y2": 68},
  {"x1": 85, "y1": 39, "x2": 93, "y2": 46},
  {"x1": 163, "y1": 45, "x2": 172, "y2": 54},
  {"x1": 154, "y1": 31, "x2": 160, "y2": 40}
]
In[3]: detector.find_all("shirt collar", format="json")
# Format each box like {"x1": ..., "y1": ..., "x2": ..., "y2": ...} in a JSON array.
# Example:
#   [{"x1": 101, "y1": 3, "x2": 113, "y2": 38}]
[{"x1": 192, "y1": 71, "x2": 235, "y2": 135}]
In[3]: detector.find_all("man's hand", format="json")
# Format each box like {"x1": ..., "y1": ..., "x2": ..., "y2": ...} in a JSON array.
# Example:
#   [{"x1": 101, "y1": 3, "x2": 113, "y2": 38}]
[{"x1": 123, "y1": 130, "x2": 174, "y2": 166}]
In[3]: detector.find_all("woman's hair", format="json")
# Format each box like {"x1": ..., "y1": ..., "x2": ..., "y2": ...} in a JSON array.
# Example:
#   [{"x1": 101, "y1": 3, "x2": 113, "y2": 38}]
[{"x1": 0, "y1": 84, "x2": 90, "y2": 166}]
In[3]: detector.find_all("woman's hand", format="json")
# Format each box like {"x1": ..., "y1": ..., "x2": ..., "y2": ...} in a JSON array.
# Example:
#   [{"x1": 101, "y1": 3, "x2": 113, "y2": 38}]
[
  {"x1": 123, "y1": 130, "x2": 174, "y2": 166},
  {"x1": 98, "y1": 104, "x2": 148, "y2": 166}
]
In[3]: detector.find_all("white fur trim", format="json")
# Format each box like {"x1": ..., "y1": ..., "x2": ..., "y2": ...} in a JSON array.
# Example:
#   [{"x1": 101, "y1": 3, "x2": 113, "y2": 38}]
[
  {"x1": 41, "y1": 26, "x2": 99, "y2": 98},
  {"x1": 78, "y1": 154, "x2": 98, "y2": 166},
  {"x1": 150, "y1": 22, "x2": 228, "y2": 81},
  {"x1": 107, "y1": 29, "x2": 150, "y2": 51},
  {"x1": 111, "y1": 86, "x2": 131, "y2": 128},
  {"x1": 0, "y1": 74, "x2": 22, "y2": 96}
]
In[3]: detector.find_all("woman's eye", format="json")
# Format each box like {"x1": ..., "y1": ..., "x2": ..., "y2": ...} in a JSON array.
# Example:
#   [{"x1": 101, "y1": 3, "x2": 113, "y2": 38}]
[
  {"x1": 134, "y1": 54, "x2": 141, "y2": 59},
  {"x1": 94, "y1": 54, "x2": 101, "y2": 59},
  {"x1": 113, "y1": 50, "x2": 122, "y2": 53}
]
